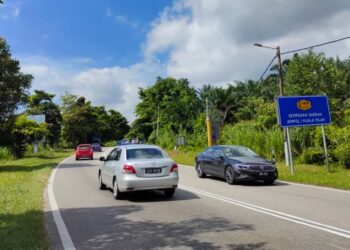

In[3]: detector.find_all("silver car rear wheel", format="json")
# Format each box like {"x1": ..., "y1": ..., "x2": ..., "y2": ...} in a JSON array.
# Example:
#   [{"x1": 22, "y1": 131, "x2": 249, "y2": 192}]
[
  {"x1": 113, "y1": 179, "x2": 123, "y2": 200},
  {"x1": 99, "y1": 173, "x2": 106, "y2": 190}
]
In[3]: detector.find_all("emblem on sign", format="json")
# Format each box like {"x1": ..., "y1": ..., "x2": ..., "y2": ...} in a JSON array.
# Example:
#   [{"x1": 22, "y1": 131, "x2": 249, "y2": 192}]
[{"x1": 297, "y1": 100, "x2": 311, "y2": 111}]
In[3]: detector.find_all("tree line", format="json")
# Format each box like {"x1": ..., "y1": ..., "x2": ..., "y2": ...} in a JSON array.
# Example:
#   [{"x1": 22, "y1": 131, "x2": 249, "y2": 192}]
[
  {"x1": 0, "y1": 38, "x2": 129, "y2": 157},
  {"x1": 129, "y1": 51, "x2": 350, "y2": 168},
  {"x1": 1, "y1": 35, "x2": 350, "y2": 168}
]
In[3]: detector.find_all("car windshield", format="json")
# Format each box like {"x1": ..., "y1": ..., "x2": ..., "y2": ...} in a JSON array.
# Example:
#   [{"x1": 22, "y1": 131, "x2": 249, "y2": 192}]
[
  {"x1": 92, "y1": 143, "x2": 100, "y2": 146},
  {"x1": 223, "y1": 146, "x2": 259, "y2": 157},
  {"x1": 126, "y1": 148, "x2": 166, "y2": 160},
  {"x1": 78, "y1": 146, "x2": 90, "y2": 150}
]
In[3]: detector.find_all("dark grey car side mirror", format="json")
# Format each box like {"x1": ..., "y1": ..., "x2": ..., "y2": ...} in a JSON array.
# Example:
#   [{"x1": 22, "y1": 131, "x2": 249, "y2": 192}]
[{"x1": 99, "y1": 156, "x2": 106, "y2": 161}]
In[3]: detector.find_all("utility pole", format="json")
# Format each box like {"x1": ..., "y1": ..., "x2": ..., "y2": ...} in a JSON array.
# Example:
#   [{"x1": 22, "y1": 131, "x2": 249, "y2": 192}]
[
  {"x1": 206, "y1": 98, "x2": 213, "y2": 146},
  {"x1": 254, "y1": 43, "x2": 293, "y2": 172}
]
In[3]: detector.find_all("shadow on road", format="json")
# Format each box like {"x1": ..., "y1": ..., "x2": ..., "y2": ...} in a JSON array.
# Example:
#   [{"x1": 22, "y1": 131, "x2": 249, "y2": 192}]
[
  {"x1": 58, "y1": 160, "x2": 99, "y2": 169},
  {"x1": 123, "y1": 188, "x2": 201, "y2": 202},
  {"x1": 57, "y1": 205, "x2": 265, "y2": 249},
  {"x1": 205, "y1": 176, "x2": 289, "y2": 187}
]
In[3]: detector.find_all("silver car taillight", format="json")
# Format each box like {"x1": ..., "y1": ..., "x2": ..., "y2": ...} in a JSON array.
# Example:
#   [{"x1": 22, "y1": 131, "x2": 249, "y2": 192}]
[
  {"x1": 170, "y1": 163, "x2": 178, "y2": 172},
  {"x1": 123, "y1": 164, "x2": 136, "y2": 174}
]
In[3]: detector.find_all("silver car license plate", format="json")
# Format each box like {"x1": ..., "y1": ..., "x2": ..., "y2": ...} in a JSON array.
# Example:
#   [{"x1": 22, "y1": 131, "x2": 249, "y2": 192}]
[{"x1": 145, "y1": 168, "x2": 162, "y2": 174}]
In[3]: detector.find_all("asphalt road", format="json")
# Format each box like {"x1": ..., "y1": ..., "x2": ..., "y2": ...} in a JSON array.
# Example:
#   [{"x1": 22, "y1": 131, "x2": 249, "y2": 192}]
[{"x1": 46, "y1": 148, "x2": 350, "y2": 250}]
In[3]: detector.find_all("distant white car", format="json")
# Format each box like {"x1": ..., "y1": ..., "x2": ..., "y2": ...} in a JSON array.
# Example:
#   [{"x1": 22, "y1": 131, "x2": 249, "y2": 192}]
[{"x1": 98, "y1": 144, "x2": 179, "y2": 199}]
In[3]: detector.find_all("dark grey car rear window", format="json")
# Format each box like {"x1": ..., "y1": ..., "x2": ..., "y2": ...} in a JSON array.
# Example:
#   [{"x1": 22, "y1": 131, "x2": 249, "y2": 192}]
[{"x1": 127, "y1": 148, "x2": 165, "y2": 160}]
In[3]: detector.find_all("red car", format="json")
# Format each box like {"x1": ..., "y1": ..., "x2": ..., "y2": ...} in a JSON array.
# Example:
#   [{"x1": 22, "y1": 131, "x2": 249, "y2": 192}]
[{"x1": 76, "y1": 144, "x2": 93, "y2": 160}]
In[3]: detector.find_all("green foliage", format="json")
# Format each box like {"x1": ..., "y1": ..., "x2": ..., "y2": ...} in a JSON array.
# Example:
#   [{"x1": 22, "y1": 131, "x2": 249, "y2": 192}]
[
  {"x1": 131, "y1": 77, "x2": 200, "y2": 141},
  {"x1": 0, "y1": 38, "x2": 33, "y2": 123},
  {"x1": 61, "y1": 94, "x2": 129, "y2": 147},
  {"x1": 0, "y1": 38, "x2": 33, "y2": 153},
  {"x1": 299, "y1": 147, "x2": 325, "y2": 165},
  {"x1": 219, "y1": 121, "x2": 283, "y2": 161},
  {"x1": 0, "y1": 147, "x2": 14, "y2": 160},
  {"x1": 11, "y1": 115, "x2": 48, "y2": 157},
  {"x1": 333, "y1": 143, "x2": 350, "y2": 169},
  {"x1": 186, "y1": 112, "x2": 207, "y2": 148},
  {"x1": 27, "y1": 90, "x2": 62, "y2": 146}
]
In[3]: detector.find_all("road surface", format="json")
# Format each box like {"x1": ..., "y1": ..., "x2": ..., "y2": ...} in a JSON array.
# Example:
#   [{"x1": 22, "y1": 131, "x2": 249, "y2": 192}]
[{"x1": 45, "y1": 148, "x2": 350, "y2": 249}]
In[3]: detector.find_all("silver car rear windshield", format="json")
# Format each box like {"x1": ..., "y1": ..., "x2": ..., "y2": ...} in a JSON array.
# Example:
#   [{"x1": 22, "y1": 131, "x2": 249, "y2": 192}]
[{"x1": 127, "y1": 148, "x2": 166, "y2": 160}]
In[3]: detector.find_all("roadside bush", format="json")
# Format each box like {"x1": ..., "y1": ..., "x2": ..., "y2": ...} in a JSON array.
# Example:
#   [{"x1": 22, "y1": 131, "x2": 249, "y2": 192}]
[
  {"x1": 25, "y1": 144, "x2": 55, "y2": 157},
  {"x1": 0, "y1": 147, "x2": 14, "y2": 160},
  {"x1": 333, "y1": 143, "x2": 350, "y2": 169},
  {"x1": 299, "y1": 147, "x2": 325, "y2": 165}
]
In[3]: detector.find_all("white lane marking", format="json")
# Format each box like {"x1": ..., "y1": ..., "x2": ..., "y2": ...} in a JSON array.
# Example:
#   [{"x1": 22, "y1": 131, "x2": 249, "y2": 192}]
[
  {"x1": 47, "y1": 157, "x2": 76, "y2": 250},
  {"x1": 276, "y1": 180, "x2": 350, "y2": 194},
  {"x1": 179, "y1": 164, "x2": 350, "y2": 194},
  {"x1": 180, "y1": 185, "x2": 350, "y2": 239}
]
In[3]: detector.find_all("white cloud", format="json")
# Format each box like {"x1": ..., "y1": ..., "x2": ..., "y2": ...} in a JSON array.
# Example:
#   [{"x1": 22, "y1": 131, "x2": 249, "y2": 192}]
[
  {"x1": 106, "y1": 7, "x2": 139, "y2": 29},
  {"x1": 0, "y1": 1, "x2": 21, "y2": 20},
  {"x1": 19, "y1": 1, "x2": 350, "y2": 123},
  {"x1": 20, "y1": 57, "x2": 164, "y2": 123},
  {"x1": 145, "y1": 0, "x2": 350, "y2": 87}
]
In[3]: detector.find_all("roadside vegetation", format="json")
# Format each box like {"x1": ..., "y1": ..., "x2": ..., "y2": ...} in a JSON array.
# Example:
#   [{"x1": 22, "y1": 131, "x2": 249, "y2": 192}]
[
  {"x1": 0, "y1": 148, "x2": 72, "y2": 249},
  {"x1": 168, "y1": 149, "x2": 350, "y2": 190}
]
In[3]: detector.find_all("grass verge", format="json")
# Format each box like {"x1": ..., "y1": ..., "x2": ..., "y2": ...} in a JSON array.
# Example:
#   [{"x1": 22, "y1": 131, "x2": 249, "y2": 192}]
[
  {"x1": 169, "y1": 149, "x2": 350, "y2": 190},
  {"x1": 0, "y1": 149, "x2": 73, "y2": 250}
]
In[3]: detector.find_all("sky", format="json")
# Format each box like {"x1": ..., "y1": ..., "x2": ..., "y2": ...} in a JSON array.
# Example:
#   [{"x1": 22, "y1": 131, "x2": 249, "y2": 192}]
[{"x1": 1, "y1": 0, "x2": 350, "y2": 122}]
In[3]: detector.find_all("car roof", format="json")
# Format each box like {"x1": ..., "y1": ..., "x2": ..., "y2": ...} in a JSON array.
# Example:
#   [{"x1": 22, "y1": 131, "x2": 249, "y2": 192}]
[
  {"x1": 78, "y1": 144, "x2": 91, "y2": 147},
  {"x1": 118, "y1": 144, "x2": 160, "y2": 150}
]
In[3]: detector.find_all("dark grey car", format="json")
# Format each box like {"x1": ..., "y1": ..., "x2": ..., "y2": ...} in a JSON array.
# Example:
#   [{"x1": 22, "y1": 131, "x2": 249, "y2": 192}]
[{"x1": 195, "y1": 145, "x2": 278, "y2": 185}]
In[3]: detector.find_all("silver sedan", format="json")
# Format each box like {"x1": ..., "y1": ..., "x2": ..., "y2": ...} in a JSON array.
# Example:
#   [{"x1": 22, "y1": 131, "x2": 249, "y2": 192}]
[{"x1": 98, "y1": 144, "x2": 179, "y2": 199}]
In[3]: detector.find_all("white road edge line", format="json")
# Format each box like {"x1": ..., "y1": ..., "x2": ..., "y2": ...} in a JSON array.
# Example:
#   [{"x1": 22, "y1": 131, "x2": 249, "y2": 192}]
[
  {"x1": 180, "y1": 185, "x2": 350, "y2": 239},
  {"x1": 47, "y1": 157, "x2": 76, "y2": 250},
  {"x1": 179, "y1": 164, "x2": 350, "y2": 194}
]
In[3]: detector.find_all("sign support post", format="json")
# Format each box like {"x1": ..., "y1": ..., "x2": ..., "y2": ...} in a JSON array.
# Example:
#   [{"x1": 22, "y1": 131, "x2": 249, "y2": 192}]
[
  {"x1": 286, "y1": 127, "x2": 294, "y2": 175},
  {"x1": 321, "y1": 125, "x2": 330, "y2": 173}
]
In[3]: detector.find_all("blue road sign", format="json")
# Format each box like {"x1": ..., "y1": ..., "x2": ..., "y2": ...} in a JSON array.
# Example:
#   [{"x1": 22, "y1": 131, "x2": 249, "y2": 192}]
[{"x1": 277, "y1": 96, "x2": 331, "y2": 127}]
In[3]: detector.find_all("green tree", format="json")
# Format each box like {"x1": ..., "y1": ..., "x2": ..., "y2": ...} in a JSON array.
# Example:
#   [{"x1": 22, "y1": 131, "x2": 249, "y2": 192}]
[
  {"x1": 61, "y1": 94, "x2": 97, "y2": 147},
  {"x1": 0, "y1": 38, "x2": 33, "y2": 149},
  {"x1": 11, "y1": 115, "x2": 48, "y2": 157},
  {"x1": 0, "y1": 38, "x2": 33, "y2": 123},
  {"x1": 27, "y1": 90, "x2": 62, "y2": 146},
  {"x1": 132, "y1": 77, "x2": 200, "y2": 142}
]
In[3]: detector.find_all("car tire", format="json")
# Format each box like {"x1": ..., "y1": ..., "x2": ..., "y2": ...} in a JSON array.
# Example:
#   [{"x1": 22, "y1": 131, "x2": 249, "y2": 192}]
[
  {"x1": 75, "y1": 157, "x2": 79, "y2": 161},
  {"x1": 164, "y1": 188, "x2": 175, "y2": 198},
  {"x1": 90, "y1": 156, "x2": 93, "y2": 160},
  {"x1": 113, "y1": 179, "x2": 123, "y2": 200},
  {"x1": 225, "y1": 166, "x2": 236, "y2": 185},
  {"x1": 98, "y1": 173, "x2": 106, "y2": 190},
  {"x1": 196, "y1": 162, "x2": 206, "y2": 178},
  {"x1": 264, "y1": 180, "x2": 275, "y2": 185}
]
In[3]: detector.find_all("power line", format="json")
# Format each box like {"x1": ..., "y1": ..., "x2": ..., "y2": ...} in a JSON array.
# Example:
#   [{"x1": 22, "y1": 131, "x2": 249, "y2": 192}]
[
  {"x1": 281, "y1": 36, "x2": 350, "y2": 55},
  {"x1": 258, "y1": 55, "x2": 276, "y2": 83},
  {"x1": 257, "y1": 36, "x2": 350, "y2": 81}
]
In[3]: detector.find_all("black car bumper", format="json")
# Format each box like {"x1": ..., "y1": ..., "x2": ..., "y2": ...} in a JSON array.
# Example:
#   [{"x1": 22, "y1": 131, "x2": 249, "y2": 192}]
[{"x1": 235, "y1": 169, "x2": 278, "y2": 181}]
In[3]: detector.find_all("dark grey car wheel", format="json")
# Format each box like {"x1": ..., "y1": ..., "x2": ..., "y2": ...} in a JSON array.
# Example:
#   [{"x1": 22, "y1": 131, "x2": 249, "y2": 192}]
[
  {"x1": 196, "y1": 162, "x2": 206, "y2": 178},
  {"x1": 225, "y1": 166, "x2": 236, "y2": 185}
]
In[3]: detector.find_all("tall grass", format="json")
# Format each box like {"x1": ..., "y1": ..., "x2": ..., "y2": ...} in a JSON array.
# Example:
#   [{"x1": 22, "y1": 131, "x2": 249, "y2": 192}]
[
  {"x1": 219, "y1": 122, "x2": 284, "y2": 161},
  {"x1": 0, "y1": 147, "x2": 14, "y2": 161}
]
